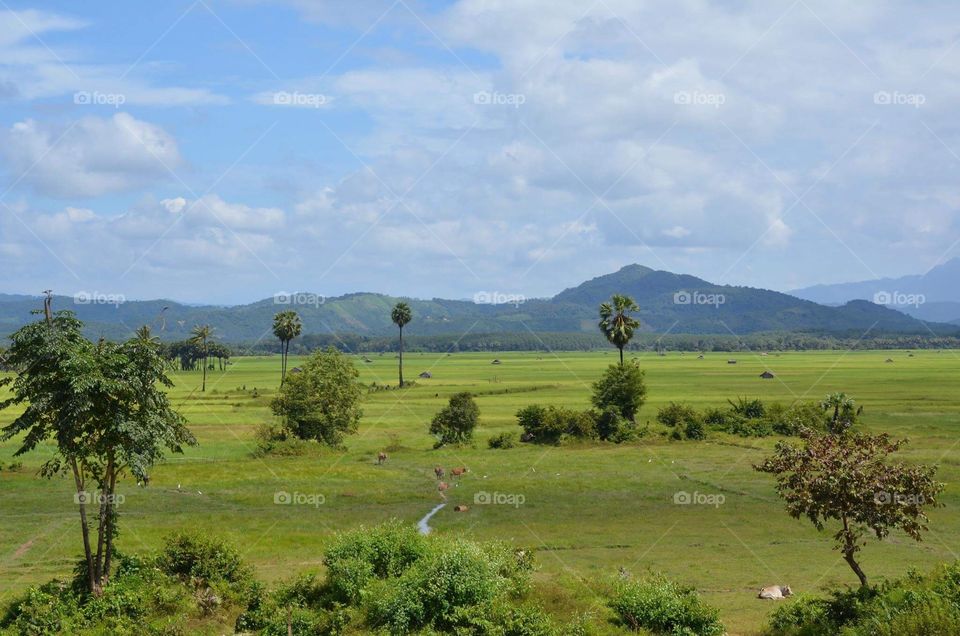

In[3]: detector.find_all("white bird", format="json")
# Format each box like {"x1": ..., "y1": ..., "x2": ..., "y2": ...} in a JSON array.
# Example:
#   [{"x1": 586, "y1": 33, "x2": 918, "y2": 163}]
[
  {"x1": 177, "y1": 483, "x2": 181, "y2": 490},
  {"x1": 197, "y1": 491, "x2": 202, "y2": 495}
]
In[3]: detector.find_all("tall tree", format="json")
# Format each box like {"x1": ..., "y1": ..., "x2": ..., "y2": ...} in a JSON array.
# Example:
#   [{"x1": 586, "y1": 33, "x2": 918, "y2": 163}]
[
  {"x1": 821, "y1": 392, "x2": 859, "y2": 433},
  {"x1": 391, "y1": 302, "x2": 412, "y2": 387},
  {"x1": 598, "y1": 294, "x2": 640, "y2": 365},
  {"x1": 0, "y1": 314, "x2": 194, "y2": 594},
  {"x1": 189, "y1": 324, "x2": 213, "y2": 392},
  {"x1": 756, "y1": 428, "x2": 943, "y2": 588},
  {"x1": 272, "y1": 311, "x2": 302, "y2": 385}
]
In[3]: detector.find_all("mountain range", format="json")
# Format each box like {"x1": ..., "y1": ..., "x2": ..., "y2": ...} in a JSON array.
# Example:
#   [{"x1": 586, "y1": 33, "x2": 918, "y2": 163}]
[
  {"x1": 792, "y1": 258, "x2": 960, "y2": 324},
  {"x1": 0, "y1": 265, "x2": 953, "y2": 343}
]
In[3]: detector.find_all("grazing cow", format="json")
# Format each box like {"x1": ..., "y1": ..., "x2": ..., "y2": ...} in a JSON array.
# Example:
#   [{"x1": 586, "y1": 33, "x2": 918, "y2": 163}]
[
  {"x1": 434, "y1": 466, "x2": 445, "y2": 480},
  {"x1": 454, "y1": 505, "x2": 469, "y2": 512},
  {"x1": 377, "y1": 452, "x2": 388, "y2": 465},
  {"x1": 438, "y1": 482, "x2": 449, "y2": 500},
  {"x1": 451, "y1": 467, "x2": 468, "y2": 479},
  {"x1": 758, "y1": 585, "x2": 792, "y2": 600}
]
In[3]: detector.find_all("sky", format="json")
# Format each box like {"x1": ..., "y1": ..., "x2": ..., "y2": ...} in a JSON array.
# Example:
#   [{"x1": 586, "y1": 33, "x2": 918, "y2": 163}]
[{"x1": 0, "y1": 0, "x2": 958, "y2": 304}]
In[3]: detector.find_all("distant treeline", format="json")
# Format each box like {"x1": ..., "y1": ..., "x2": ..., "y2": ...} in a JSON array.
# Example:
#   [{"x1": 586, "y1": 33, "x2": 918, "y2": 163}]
[{"x1": 239, "y1": 331, "x2": 960, "y2": 355}]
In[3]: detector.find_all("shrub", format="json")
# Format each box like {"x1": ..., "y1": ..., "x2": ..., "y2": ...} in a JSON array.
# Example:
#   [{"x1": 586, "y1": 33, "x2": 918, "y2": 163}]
[
  {"x1": 728, "y1": 396, "x2": 765, "y2": 419},
  {"x1": 370, "y1": 540, "x2": 532, "y2": 634},
  {"x1": 591, "y1": 363, "x2": 647, "y2": 421},
  {"x1": 656, "y1": 403, "x2": 699, "y2": 428},
  {"x1": 684, "y1": 418, "x2": 706, "y2": 440},
  {"x1": 324, "y1": 520, "x2": 427, "y2": 587},
  {"x1": 702, "y1": 407, "x2": 729, "y2": 428},
  {"x1": 157, "y1": 532, "x2": 255, "y2": 600},
  {"x1": 430, "y1": 392, "x2": 480, "y2": 446},
  {"x1": 489, "y1": 432, "x2": 518, "y2": 449},
  {"x1": 517, "y1": 405, "x2": 565, "y2": 444},
  {"x1": 595, "y1": 407, "x2": 639, "y2": 443},
  {"x1": 609, "y1": 573, "x2": 724, "y2": 635}
]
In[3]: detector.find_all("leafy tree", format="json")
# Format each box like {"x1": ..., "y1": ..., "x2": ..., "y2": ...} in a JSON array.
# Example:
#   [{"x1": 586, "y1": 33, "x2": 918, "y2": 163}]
[
  {"x1": 591, "y1": 362, "x2": 647, "y2": 422},
  {"x1": 821, "y1": 392, "x2": 860, "y2": 433},
  {"x1": 391, "y1": 302, "x2": 412, "y2": 387},
  {"x1": 429, "y1": 392, "x2": 479, "y2": 446},
  {"x1": 189, "y1": 324, "x2": 214, "y2": 392},
  {"x1": 270, "y1": 347, "x2": 363, "y2": 447},
  {"x1": 756, "y1": 429, "x2": 943, "y2": 587},
  {"x1": 272, "y1": 310, "x2": 302, "y2": 385},
  {"x1": 598, "y1": 294, "x2": 640, "y2": 365},
  {"x1": 0, "y1": 314, "x2": 194, "y2": 595}
]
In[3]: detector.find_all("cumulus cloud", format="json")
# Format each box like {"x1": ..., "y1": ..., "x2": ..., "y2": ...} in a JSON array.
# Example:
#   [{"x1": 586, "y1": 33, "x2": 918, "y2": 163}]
[{"x1": 3, "y1": 113, "x2": 181, "y2": 198}]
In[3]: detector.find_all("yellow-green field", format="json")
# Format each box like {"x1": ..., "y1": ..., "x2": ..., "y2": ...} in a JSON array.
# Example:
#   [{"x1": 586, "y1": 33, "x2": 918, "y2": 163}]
[{"x1": 2, "y1": 349, "x2": 959, "y2": 634}]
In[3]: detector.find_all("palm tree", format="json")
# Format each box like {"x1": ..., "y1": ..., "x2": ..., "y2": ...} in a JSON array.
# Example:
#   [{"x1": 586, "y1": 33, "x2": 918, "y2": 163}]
[
  {"x1": 821, "y1": 392, "x2": 858, "y2": 433},
  {"x1": 189, "y1": 324, "x2": 213, "y2": 392},
  {"x1": 272, "y1": 310, "x2": 302, "y2": 385},
  {"x1": 598, "y1": 294, "x2": 640, "y2": 365},
  {"x1": 391, "y1": 302, "x2": 412, "y2": 387}
]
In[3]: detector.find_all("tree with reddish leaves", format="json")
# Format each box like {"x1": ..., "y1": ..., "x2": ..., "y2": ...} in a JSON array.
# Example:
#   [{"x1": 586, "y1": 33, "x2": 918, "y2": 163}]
[{"x1": 756, "y1": 428, "x2": 943, "y2": 588}]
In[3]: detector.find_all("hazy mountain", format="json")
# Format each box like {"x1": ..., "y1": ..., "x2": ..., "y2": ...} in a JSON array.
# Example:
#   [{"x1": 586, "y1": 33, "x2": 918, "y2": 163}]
[
  {"x1": 792, "y1": 258, "x2": 960, "y2": 323},
  {"x1": 0, "y1": 265, "x2": 951, "y2": 343}
]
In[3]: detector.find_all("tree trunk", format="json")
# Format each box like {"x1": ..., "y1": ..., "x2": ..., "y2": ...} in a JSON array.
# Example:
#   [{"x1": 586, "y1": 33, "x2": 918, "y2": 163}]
[
  {"x1": 619, "y1": 346, "x2": 624, "y2": 366},
  {"x1": 398, "y1": 326, "x2": 404, "y2": 387},
  {"x1": 841, "y1": 517, "x2": 868, "y2": 587},
  {"x1": 103, "y1": 466, "x2": 118, "y2": 583},
  {"x1": 201, "y1": 345, "x2": 207, "y2": 391},
  {"x1": 70, "y1": 458, "x2": 97, "y2": 595}
]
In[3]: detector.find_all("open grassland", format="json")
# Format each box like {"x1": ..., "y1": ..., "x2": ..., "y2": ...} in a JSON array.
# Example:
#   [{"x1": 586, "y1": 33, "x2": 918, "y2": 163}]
[{"x1": 2, "y1": 349, "x2": 960, "y2": 634}]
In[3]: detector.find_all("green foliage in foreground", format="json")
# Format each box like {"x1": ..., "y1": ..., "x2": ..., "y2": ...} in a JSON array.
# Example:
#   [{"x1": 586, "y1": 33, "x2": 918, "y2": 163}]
[
  {"x1": 610, "y1": 573, "x2": 725, "y2": 635},
  {"x1": 656, "y1": 397, "x2": 831, "y2": 439},
  {"x1": 591, "y1": 362, "x2": 647, "y2": 421},
  {"x1": 767, "y1": 561, "x2": 960, "y2": 636},
  {"x1": 429, "y1": 391, "x2": 479, "y2": 446}
]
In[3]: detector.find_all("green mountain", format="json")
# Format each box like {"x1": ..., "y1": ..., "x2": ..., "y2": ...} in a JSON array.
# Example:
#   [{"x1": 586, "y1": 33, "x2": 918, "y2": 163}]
[{"x1": 0, "y1": 265, "x2": 951, "y2": 343}]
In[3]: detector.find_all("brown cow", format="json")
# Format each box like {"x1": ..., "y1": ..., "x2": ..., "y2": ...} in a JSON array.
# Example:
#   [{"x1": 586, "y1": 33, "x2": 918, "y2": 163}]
[
  {"x1": 434, "y1": 466, "x2": 445, "y2": 480},
  {"x1": 438, "y1": 482, "x2": 449, "y2": 500},
  {"x1": 377, "y1": 451, "x2": 388, "y2": 465},
  {"x1": 451, "y1": 467, "x2": 468, "y2": 479}
]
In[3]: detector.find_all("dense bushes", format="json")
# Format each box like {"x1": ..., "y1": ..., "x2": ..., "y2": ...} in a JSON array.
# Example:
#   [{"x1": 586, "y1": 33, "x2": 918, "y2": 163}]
[
  {"x1": 767, "y1": 561, "x2": 960, "y2": 635},
  {"x1": 656, "y1": 398, "x2": 832, "y2": 439},
  {"x1": 516, "y1": 404, "x2": 639, "y2": 444},
  {"x1": 1, "y1": 536, "x2": 255, "y2": 636},
  {"x1": 610, "y1": 573, "x2": 725, "y2": 635}
]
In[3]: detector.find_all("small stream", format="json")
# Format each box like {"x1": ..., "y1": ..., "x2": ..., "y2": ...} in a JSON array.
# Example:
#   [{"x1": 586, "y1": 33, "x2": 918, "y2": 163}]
[{"x1": 417, "y1": 503, "x2": 446, "y2": 535}]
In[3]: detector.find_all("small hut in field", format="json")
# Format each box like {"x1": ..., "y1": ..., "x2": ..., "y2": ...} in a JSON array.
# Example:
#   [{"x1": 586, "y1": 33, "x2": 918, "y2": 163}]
[
  {"x1": 727, "y1": 359, "x2": 737, "y2": 364},
  {"x1": 419, "y1": 371, "x2": 432, "y2": 379},
  {"x1": 760, "y1": 370, "x2": 775, "y2": 379}
]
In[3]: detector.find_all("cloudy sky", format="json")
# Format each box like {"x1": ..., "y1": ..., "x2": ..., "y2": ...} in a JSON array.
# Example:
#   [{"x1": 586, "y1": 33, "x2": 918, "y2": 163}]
[{"x1": 0, "y1": 0, "x2": 958, "y2": 304}]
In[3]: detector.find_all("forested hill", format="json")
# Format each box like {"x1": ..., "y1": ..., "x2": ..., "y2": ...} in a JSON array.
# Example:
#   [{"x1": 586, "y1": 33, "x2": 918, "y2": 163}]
[{"x1": 0, "y1": 265, "x2": 953, "y2": 343}]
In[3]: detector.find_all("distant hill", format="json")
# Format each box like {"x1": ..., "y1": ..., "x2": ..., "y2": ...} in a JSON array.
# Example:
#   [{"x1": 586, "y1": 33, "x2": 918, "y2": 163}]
[
  {"x1": 792, "y1": 258, "x2": 960, "y2": 323},
  {"x1": 0, "y1": 264, "x2": 952, "y2": 343}
]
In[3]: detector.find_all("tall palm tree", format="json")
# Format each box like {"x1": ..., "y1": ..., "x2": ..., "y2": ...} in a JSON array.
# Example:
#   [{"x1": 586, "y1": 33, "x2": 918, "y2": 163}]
[
  {"x1": 391, "y1": 302, "x2": 412, "y2": 387},
  {"x1": 272, "y1": 310, "x2": 302, "y2": 385},
  {"x1": 598, "y1": 294, "x2": 640, "y2": 366},
  {"x1": 189, "y1": 324, "x2": 213, "y2": 392}
]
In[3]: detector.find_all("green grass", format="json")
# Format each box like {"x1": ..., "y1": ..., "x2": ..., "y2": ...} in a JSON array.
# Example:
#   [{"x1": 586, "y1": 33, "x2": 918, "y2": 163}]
[{"x1": 2, "y1": 349, "x2": 959, "y2": 635}]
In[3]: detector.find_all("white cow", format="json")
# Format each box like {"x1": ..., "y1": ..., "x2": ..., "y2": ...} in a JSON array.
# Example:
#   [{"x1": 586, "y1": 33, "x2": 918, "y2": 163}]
[{"x1": 758, "y1": 585, "x2": 793, "y2": 600}]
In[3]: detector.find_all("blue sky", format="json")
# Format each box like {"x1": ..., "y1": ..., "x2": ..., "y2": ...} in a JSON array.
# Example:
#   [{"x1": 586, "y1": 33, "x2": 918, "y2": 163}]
[{"x1": 0, "y1": 0, "x2": 958, "y2": 303}]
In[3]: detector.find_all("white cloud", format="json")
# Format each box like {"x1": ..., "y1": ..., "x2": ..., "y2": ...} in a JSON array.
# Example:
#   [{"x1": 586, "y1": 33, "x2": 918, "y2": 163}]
[{"x1": 3, "y1": 113, "x2": 181, "y2": 198}]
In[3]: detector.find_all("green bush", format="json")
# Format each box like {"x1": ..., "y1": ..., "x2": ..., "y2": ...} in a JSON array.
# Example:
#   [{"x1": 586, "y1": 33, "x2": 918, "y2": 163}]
[
  {"x1": 728, "y1": 396, "x2": 765, "y2": 419},
  {"x1": 158, "y1": 532, "x2": 252, "y2": 588},
  {"x1": 591, "y1": 363, "x2": 647, "y2": 422},
  {"x1": 595, "y1": 407, "x2": 640, "y2": 443},
  {"x1": 489, "y1": 431, "x2": 518, "y2": 449},
  {"x1": 684, "y1": 418, "x2": 706, "y2": 440},
  {"x1": 610, "y1": 574, "x2": 724, "y2": 635},
  {"x1": 430, "y1": 391, "x2": 480, "y2": 446},
  {"x1": 323, "y1": 520, "x2": 428, "y2": 596},
  {"x1": 370, "y1": 540, "x2": 532, "y2": 634},
  {"x1": 656, "y1": 403, "x2": 699, "y2": 428},
  {"x1": 516, "y1": 405, "x2": 596, "y2": 444}
]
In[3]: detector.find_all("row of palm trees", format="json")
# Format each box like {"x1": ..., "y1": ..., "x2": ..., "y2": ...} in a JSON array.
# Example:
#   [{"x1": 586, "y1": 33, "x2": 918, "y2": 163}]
[{"x1": 189, "y1": 293, "x2": 637, "y2": 392}]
